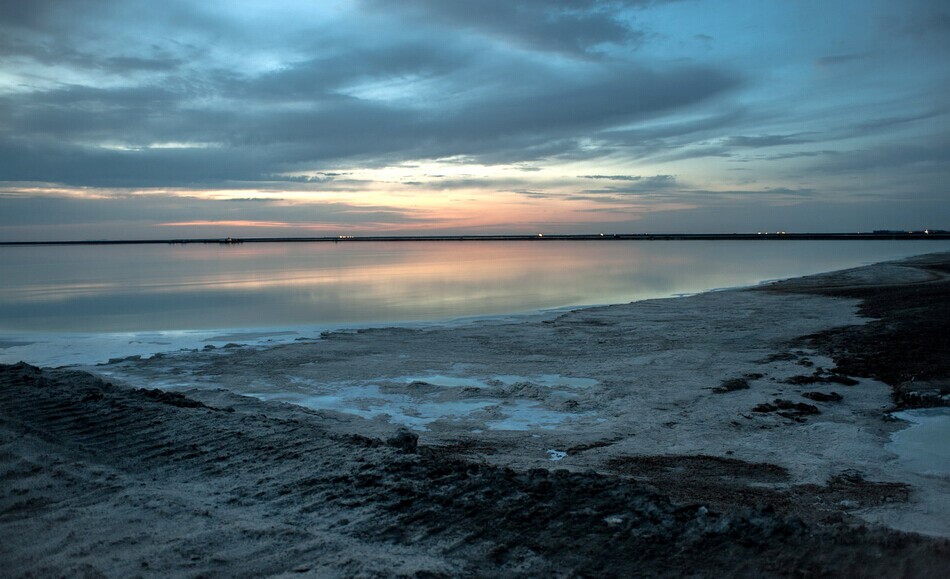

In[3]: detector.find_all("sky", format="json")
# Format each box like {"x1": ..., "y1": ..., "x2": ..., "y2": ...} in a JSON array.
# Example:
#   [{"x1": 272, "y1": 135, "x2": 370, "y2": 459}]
[{"x1": 0, "y1": 0, "x2": 948, "y2": 240}]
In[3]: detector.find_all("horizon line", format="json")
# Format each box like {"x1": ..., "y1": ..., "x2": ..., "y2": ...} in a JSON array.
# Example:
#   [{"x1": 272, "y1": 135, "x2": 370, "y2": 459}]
[{"x1": 1, "y1": 231, "x2": 948, "y2": 246}]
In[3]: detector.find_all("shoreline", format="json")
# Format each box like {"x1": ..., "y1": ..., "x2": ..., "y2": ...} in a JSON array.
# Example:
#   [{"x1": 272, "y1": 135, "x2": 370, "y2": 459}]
[
  {"x1": 1, "y1": 250, "x2": 938, "y2": 369},
  {"x1": 759, "y1": 251, "x2": 950, "y2": 410},
  {"x1": 2, "y1": 252, "x2": 950, "y2": 575}
]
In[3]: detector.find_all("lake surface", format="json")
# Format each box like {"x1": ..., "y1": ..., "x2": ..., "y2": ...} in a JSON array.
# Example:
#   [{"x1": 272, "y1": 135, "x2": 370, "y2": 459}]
[{"x1": 1, "y1": 240, "x2": 947, "y2": 365}]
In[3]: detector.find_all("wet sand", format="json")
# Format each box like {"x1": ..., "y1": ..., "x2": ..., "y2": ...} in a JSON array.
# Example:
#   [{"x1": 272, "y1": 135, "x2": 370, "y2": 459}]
[{"x1": 2, "y1": 253, "x2": 949, "y2": 576}]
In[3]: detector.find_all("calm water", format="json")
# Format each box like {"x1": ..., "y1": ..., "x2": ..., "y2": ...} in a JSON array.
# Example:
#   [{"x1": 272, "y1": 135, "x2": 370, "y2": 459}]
[{"x1": 2, "y1": 240, "x2": 947, "y2": 334}]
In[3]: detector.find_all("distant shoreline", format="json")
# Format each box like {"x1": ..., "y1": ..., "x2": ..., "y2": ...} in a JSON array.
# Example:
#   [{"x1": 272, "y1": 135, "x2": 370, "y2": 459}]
[{"x1": 2, "y1": 231, "x2": 948, "y2": 246}]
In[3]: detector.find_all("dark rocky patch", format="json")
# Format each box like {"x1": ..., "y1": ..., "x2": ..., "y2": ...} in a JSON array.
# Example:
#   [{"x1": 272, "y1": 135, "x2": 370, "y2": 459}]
[
  {"x1": 566, "y1": 439, "x2": 618, "y2": 456},
  {"x1": 760, "y1": 351, "x2": 799, "y2": 363},
  {"x1": 795, "y1": 472, "x2": 911, "y2": 511},
  {"x1": 609, "y1": 454, "x2": 790, "y2": 484},
  {"x1": 785, "y1": 371, "x2": 859, "y2": 386},
  {"x1": 136, "y1": 388, "x2": 209, "y2": 409},
  {"x1": 431, "y1": 439, "x2": 506, "y2": 456},
  {"x1": 609, "y1": 455, "x2": 914, "y2": 529},
  {"x1": 752, "y1": 399, "x2": 821, "y2": 421},
  {"x1": 893, "y1": 379, "x2": 950, "y2": 408},
  {"x1": 826, "y1": 374, "x2": 860, "y2": 386},
  {"x1": 713, "y1": 378, "x2": 751, "y2": 393},
  {"x1": 102, "y1": 354, "x2": 142, "y2": 365},
  {"x1": 572, "y1": 318, "x2": 613, "y2": 326},
  {"x1": 802, "y1": 391, "x2": 843, "y2": 403},
  {"x1": 385, "y1": 427, "x2": 419, "y2": 453}
]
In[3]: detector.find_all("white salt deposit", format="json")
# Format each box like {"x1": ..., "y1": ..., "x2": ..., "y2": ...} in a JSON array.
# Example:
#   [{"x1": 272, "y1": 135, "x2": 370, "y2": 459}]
[
  {"x1": 547, "y1": 450, "x2": 568, "y2": 461},
  {"x1": 0, "y1": 328, "x2": 314, "y2": 367}
]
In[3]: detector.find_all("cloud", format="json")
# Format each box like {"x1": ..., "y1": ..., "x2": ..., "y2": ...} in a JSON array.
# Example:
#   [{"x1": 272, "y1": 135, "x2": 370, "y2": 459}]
[
  {"x1": 885, "y1": 0, "x2": 950, "y2": 45},
  {"x1": 580, "y1": 174, "x2": 678, "y2": 194},
  {"x1": 240, "y1": 43, "x2": 468, "y2": 102},
  {"x1": 578, "y1": 174, "x2": 644, "y2": 181},
  {"x1": 566, "y1": 179, "x2": 821, "y2": 207},
  {"x1": 593, "y1": 109, "x2": 748, "y2": 160},
  {"x1": 359, "y1": 0, "x2": 685, "y2": 57},
  {"x1": 510, "y1": 189, "x2": 558, "y2": 199},
  {"x1": 0, "y1": 0, "x2": 741, "y2": 189},
  {"x1": 688, "y1": 187, "x2": 817, "y2": 198},
  {"x1": 761, "y1": 150, "x2": 836, "y2": 161},
  {"x1": 0, "y1": 55, "x2": 737, "y2": 186},
  {"x1": 159, "y1": 220, "x2": 299, "y2": 228},
  {"x1": 847, "y1": 109, "x2": 946, "y2": 137},
  {"x1": 812, "y1": 132, "x2": 950, "y2": 174},
  {"x1": 0, "y1": 191, "x2": 429, "y2": 230},
  {"x1": 649, "y1": 145, "x2": 733, "y2": 163},
  {"x1": 565, "y1": 194, "x2": 642, "y2": 204},
  {"x1": 723, "y1": 134, "x2": 812, "y2": 148},
  {"x1": 814, "y1": 53, "x2": 867, "y2": 67},
  {"x1": 693, "y1": 33, "x2": 714, "y2": 49}
]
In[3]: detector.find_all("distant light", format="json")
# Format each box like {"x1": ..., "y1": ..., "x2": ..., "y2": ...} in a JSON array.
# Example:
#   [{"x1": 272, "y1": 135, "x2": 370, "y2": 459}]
[
  {"x1": 538, "y1": 233, "x2": 543, "y2": 237},
  {"x1": 925, "y1": 229, "x2": 930, "y2": 234},
  {"x1": 600, "y1": 233, "x2": 604, "y2": 237}
]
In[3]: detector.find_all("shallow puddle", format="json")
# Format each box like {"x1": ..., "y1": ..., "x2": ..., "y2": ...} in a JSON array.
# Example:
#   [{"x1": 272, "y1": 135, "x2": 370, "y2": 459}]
[
  {"x1": 887, "y1": 408, "x2": 950, "y2": 478},
  {"x1": 245, "y1": 385, "x2": 586, "y2": 431}
]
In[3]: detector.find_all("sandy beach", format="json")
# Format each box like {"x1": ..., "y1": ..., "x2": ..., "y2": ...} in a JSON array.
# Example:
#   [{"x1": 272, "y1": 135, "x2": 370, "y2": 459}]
[{"x1": 2, "y1": 253, "x2": 949, "y2": 576}]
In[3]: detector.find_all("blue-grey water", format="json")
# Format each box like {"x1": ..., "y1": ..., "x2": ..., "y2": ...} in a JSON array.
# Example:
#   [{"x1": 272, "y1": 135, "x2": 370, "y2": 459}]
[{"x1": 1, "y1": 240, "x2": 947, "y2": 365}]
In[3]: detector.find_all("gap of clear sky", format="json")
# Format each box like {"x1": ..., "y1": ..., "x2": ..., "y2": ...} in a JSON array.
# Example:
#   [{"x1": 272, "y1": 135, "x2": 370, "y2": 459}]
[{"x1": 0, "y1": 0, "x2": 947, "y2": 240}]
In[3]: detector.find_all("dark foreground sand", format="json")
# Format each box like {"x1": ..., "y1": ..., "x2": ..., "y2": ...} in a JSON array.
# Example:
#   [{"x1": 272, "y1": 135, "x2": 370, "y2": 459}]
[{"x1": 2, "y1": 253, "x2": 950, "y2": 576}]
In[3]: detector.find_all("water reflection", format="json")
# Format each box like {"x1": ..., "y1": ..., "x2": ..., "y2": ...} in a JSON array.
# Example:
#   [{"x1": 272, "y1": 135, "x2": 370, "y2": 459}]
[{"x1": 0, "y1": 240, "x2": 946, "y2": 332}]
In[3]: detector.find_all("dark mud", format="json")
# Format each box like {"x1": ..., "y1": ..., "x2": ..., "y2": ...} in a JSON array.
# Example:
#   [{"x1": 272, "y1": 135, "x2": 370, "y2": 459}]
[
  {"x1": 608, "y1": 455, "x2": 914, "y2": 527},
  {"x1": 802, "y1": 391, "x2": 843, "y2": 403},
  {"x1": 712, "y1": 377, "x2": 751, "y2": 394},
  {"x1": 2, "y1": 363, "x2": 949, "y2": 577},
  {"x1": 761, "y1": 253, "x2": 950, "y2": 409},
  {"x1": 752, "y1": 398, "x2": 822, "y2": 420}
]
